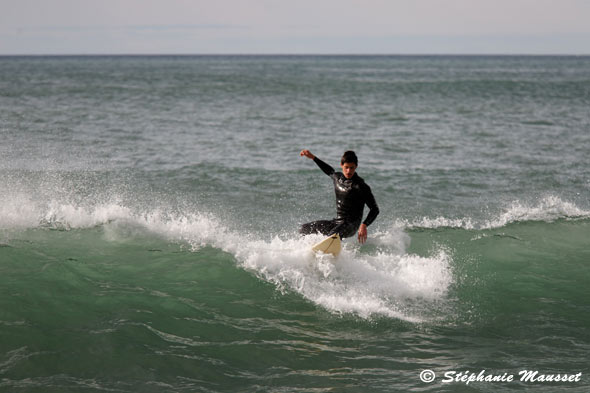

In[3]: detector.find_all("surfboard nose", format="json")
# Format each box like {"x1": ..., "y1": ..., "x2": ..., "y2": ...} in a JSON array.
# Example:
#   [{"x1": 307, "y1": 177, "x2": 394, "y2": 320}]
[{"x1": 311, "y1": 234, "x2": 341, "y2": 256}]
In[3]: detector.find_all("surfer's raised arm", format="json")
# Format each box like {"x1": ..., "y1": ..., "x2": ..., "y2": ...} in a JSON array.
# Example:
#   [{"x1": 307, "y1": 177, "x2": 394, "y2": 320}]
[{"x1": 300, "y1": 149, "x2": 335, "y2": 176}]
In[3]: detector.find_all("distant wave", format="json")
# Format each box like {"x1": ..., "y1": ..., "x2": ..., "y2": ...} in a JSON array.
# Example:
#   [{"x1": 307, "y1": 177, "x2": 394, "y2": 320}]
[{"x1": 399, "y1": 196, "x2": 590, "y2": 231}]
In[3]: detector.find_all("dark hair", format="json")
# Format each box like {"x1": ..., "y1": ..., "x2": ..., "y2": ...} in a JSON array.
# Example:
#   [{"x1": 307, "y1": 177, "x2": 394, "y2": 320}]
[{"x1": 341, "y1": 150, "x2": 358, "y2": 166}]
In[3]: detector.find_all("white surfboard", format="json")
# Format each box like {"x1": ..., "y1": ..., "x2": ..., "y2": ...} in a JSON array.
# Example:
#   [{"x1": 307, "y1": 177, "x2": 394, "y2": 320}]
[{"x1": 311, "y1": 234, "x2": 341, "y2": 256}]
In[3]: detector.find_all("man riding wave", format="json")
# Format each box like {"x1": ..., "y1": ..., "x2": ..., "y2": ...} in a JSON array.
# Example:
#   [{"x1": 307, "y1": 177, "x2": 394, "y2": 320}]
[{"x1": 299, "y1": 150, "x2": 379, "y2": 244}]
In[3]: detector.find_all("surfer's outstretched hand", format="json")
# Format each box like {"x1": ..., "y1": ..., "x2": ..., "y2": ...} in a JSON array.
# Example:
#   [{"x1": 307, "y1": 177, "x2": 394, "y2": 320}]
[
  {"x1": 300, "y1": 149, "x2": 315, "y2": 160},
  {"x1": 358, "y1": 223, "x2": 368, "y2": 244}
]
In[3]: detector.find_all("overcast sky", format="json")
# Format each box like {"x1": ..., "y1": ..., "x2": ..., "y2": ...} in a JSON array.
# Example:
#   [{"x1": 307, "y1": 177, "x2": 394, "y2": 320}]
[{"x1": 2, "y1": 0, "x2": 590, "y2": 55}]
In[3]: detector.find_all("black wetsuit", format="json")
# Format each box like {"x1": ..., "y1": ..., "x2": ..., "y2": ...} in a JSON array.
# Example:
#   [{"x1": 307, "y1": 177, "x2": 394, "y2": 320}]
[{"x1": 300, "y1": 157, "x2": 379, "y2": 239}]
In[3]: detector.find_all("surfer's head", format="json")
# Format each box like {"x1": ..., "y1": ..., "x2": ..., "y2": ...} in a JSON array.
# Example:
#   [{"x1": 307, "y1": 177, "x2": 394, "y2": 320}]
[
  {"x1": 341, "y1": 150, "x2": 358, "y2": 179},
  {"x1": 341, "y1": 150, "x2": 358, "y2": 166}
]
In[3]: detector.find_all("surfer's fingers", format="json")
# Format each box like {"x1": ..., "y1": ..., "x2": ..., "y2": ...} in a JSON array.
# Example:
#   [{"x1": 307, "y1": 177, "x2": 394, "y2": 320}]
[{"x1": 300, "y1": 149, "x2": 313, "y2": 159}]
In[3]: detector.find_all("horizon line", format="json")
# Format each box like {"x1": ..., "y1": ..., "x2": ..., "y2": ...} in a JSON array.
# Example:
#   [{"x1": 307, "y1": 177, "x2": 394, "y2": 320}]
[{"x1": 2, "y1": 53, "x2": 590, "y2": 57}]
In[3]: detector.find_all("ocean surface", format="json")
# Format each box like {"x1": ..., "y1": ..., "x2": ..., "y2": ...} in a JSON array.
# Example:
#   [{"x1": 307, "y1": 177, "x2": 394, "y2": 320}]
[{"x1": 1, "y1": 55, "x2": 589, "y2": 392}]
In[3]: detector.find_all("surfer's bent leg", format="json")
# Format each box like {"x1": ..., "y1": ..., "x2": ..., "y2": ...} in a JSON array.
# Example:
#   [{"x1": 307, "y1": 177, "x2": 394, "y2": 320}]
[
  {"x1": 299, "y1": 220, "x2": 337, "y2": 236},
  {"x1": 328, "y1": 221, "x2": 360, "y2": 239},
  {"x1": 300, "y1": 220, "x2": 359, "y2": 239}
]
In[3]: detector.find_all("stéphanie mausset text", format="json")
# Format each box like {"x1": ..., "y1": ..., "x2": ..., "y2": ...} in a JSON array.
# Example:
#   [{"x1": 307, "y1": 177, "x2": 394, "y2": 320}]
[{"x1": 442, "y1": 370, "x2": 583, "y2": 385}]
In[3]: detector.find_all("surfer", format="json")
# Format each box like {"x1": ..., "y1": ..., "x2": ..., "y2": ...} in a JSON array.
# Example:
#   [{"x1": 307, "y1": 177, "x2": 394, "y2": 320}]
[{"x1": 299, "y1": 150, "x2": 379, "y2": 244}]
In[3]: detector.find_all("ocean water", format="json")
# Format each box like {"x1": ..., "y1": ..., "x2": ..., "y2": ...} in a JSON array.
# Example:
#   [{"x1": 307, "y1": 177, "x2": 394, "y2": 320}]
[{"x1": 1, "y1": 55, "x2": 590, "y2": 392}]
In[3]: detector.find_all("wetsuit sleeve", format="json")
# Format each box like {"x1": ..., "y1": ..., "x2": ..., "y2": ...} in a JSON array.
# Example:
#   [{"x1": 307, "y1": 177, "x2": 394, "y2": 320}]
[
  {"x1": 313, "y1": 157, "x2": 335, "y2": 177},
  {"x1": 362, "y1": 184, "x2": 379, "y2": 227}
]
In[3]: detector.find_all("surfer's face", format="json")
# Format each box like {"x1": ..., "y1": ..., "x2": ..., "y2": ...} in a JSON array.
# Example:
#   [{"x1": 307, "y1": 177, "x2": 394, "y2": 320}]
[{"x1": 341, "y1": 162, "x2": 357, "y2": 179}]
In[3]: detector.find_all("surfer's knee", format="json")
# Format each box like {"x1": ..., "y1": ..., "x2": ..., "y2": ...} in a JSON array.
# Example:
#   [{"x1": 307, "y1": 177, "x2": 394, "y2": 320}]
[{"x1": 299, "y1": 222, "x2": 315, "y2": 235}]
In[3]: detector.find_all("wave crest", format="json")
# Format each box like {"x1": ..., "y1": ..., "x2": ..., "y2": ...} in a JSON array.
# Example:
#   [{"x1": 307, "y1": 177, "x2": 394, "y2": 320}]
[{"x1": 401, "y1": 196, "x2": 589, "y2": 230}]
